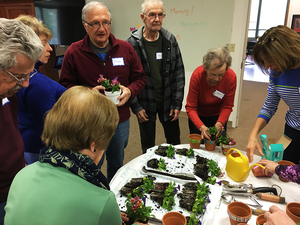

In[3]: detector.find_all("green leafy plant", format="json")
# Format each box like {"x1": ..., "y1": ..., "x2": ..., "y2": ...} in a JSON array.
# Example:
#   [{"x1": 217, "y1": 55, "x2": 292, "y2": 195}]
[
  {"x1": 158, "y1": 158, "x2": 167, "y2": 171},
  {"x1": 218, "y1": 129, "x2": 236, "y2": 146},
  {"x1": 207, "y1": 159, "x2": 221, "y2": 180},
  {"x1": 162, "y1": 181, "x2": 180, "y2": 211},
  {"x1": 207, "y1": 126, "x2": 218, "y2": 141},
  {"x1": 187, "y1": 213, "x2": 200, "y2": 225},
  {"x1": 165, "y1": 144, "x2": 176, "y2": 159},
  {"x1": 192, "y1": 182, "x2": 211, "y2": 215},
  {"x1": 187, "y1": 148, "x2": 195, "y2": 158},
  {"x1": 97, "y1": 74, "x2": 120, "y2": 93},
  {"x1": 125, "y1": 195, "x2": 154, "y2": 223},
  {"x1": 132, "y1": 177, "x2": 155, "y2": 198}
]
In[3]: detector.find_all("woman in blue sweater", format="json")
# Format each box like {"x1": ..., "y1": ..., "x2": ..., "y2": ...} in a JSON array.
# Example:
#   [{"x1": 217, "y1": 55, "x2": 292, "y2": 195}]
[
  {"x1": 15, "y1": 15, "x2": 66, "y2": 164},
  {"x1": 246, "y1": 25, "x2": 300, "y2": 165}
]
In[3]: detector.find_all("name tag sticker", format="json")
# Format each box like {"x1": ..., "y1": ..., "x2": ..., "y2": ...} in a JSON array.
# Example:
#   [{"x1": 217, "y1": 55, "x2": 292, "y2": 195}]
[
  {"x1": 112, "y1": 57, "x2": 125, "y2": 66},
  {"x1": 156, "y1": 52, "x2": 162, "y2": 60},
  {"x1": 2, "y1": 97, "x2": 9, "y2": 106},
  {"x1": 213, "y1": 90, "x2": 225, "y2": 99}
]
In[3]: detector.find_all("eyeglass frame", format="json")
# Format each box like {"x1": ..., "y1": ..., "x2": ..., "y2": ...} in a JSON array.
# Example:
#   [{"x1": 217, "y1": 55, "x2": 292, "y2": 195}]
[
  {"x1": 5, "y1": 68, "x2": 38, "y2": 84},
  {"x1": 143, "y1": 12, "x2": 166, "y2": 20},
  {"x1": 83, "y1": 20, "x2": 111, "y2": 29}
]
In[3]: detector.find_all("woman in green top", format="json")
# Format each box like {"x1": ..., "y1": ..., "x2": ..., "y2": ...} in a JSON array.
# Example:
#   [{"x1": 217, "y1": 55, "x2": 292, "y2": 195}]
[{"x1": 4, "y1": 86, "x2": 147, "y2": 225}]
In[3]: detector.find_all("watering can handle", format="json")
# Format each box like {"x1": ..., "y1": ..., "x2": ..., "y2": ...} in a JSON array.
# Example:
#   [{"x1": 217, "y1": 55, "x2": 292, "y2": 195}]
[
  {"x1": 226, "y1": 148, "x2": 241, "y2": 159},
  {"x1": 250, "y1": 163, "x2": 265, "y2": 170}
]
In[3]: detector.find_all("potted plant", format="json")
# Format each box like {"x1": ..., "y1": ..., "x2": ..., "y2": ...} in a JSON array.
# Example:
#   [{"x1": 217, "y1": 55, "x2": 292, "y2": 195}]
[
  {"x1": 204, "y1": 126, "x2": 218, "y2": 151},
  {"x1": 218, "y1": 129, "x2": 236, "y2": 156},
  {"x1": 125, "y1": 195, "x2": 154, "y2": 225},
  {"x1": 97, "y1": 74, "x2": 121, "y2": 104}
]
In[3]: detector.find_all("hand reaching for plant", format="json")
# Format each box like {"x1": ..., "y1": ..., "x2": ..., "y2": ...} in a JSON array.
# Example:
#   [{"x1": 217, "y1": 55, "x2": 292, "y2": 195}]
[
  {"x1": 117, "y1": 85, "x2": 131, "y2": 107},
  {"x1": 200, "y1": 125, "x2": 210, "y2": 140}
]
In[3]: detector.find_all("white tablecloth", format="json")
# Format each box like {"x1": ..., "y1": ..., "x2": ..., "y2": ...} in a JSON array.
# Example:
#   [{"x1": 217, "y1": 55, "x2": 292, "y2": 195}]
[{"x1": 110, "y1": 144, "x2": 300, "y2": 225}]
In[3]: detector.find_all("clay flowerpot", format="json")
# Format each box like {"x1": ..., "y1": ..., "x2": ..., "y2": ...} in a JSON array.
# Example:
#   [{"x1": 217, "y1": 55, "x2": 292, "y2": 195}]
[
  {"x1": 104, "y1": 90, "x2": 121, "y2": 105},
  {"x1": 286, "y1": 202, "x2": 300, "y2": 224},
  {"x1": 227, "y1": 201, "x2": 252, "y2": 225},
  {"x1": 188, "y1": 134, "x2": 202, "y2": 149},
  {"x1": 204, "y1": 139, "x2": 217, "y2": 151},
  {"x1": 162, "y1": 211, "x2": 186, "y2": 225},
  {"x1": 256, "y1": 214, "x2": 266, "y2": 225},
  {"x1": 277, "y1": 160, "x2": 295, "y2": 182},
  {"x1": 221, "y1": 144, "x2": 236, "y2": 156}
]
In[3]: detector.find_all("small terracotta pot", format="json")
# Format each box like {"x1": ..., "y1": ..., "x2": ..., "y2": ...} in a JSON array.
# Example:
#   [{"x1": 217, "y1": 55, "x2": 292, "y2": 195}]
[
  {"x1": 204, "y1": 139, "x2": 217, "y2": 151},
  {"x1": 277, "y1": 160, "x2": 295, "y2": 182},
  {"x1": 286, "y1": 202, "x2": 300, "y2": 224},
  {"x1": 221, "y1": 144, "x2": 236, "y2": 156},
  {"x1": 256, "y1": 214, "x2": 266, "y2": 225},
  {"x1": 188, "y1": 134, "x2": 202, "y2": 149},
  {"x1": 162, "y1": 211, "x2": 186, "y2": 225},
  {"x1": 227, "y1": 201, "x2": 252, "y2": 225}
]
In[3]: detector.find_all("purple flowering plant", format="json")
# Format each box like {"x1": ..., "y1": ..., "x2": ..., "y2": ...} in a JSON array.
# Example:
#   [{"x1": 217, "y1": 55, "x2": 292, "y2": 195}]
[
  {"x1": 97, "y1": 74, "x2": 120, "y2": 93},
  {"x1": 165, "y1": 144, "x2": 176, "y2": 159},
  {"x1": 132, "y1": 176, "x2": 155, "y2": 198},
  {"x1": 162, "y1": 181, "x2": 180, "y2": 211},
  {"x1": 217, "y1": 127, "x2": 236, "y2": 146},
  {"x1": 125, "y1": 195, "x2": 154, "y2": 223},
  {"x1": 191, "y1": 182, "x2": 211, "y2": 216}
]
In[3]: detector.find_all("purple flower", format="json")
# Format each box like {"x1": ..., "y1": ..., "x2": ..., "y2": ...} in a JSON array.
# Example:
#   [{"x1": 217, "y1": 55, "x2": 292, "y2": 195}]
[
  {"x1": 199, "y1": 221, "x2": 202, "y2": 225},
  {"x1": 173, "y1": 156, "x2": 175, "y2": 159},
  {"x1": 216, "y1": 180, "x2": 222, "y2": 186},
  {"x1": 141, "y1": 187, "x2": 144, "y2": 193},
  {"x1": 202, "y1": 204, "x2": 206, "y2": 209},
  {"x1": 142, "y1": 197, "x2": 146, "y2": 205},
  {"x1": 206, "y1": 197, "x2": 210, "y2": 203},
  {"x1": 177, "y1": 184, "x2": 181, "y2": 191},
  {"x1": 173, "y1": 189, "x2": 178, "y2": 194}
]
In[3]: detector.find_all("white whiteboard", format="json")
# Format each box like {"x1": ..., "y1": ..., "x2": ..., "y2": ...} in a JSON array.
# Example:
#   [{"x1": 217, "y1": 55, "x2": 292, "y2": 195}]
[{"x1": 102, "y1": 0, "x2": 234, "y2": 72}]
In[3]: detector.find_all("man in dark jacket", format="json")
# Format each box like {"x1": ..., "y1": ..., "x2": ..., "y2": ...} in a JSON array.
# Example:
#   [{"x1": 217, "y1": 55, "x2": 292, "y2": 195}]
[
  {"x1": 127, "y1": 0, "x2": 185, "y2": 153},
  {"x1": 59, "y1": 1, "x2": 146, "y2": 182}
]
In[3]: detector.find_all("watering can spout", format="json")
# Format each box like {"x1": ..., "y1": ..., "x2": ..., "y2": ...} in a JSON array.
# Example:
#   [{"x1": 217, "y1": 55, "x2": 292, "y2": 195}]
[{"x1": 242, "y1": 164, "x2": 265, "y2": 180}]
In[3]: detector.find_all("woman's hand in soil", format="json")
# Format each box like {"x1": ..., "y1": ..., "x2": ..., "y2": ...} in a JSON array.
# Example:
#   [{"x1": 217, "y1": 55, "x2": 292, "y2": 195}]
[{"x1": 200, "y1": 125, "x2": 210, "y2": 140}]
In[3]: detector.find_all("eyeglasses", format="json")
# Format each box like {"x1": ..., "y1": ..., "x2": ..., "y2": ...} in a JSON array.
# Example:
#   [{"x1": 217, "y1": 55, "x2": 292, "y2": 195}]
[
  {"x1": 143, "y1": 12, "x2": 166, "y2": 20},
  {"x1": 6, "y1": 68, "x2": 37, "y2": 84},
  {"x1": 84, "y1": 20, "x2": 111, "y2": 29}
]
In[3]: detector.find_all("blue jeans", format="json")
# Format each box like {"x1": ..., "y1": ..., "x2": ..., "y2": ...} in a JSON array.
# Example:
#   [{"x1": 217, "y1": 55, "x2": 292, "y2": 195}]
[
  {"x1": 0, "y1": 201, "x2": 6, "y2": 225},
  {"x1": 98, "y1": 119, "x2": 129, "y2": 183}
]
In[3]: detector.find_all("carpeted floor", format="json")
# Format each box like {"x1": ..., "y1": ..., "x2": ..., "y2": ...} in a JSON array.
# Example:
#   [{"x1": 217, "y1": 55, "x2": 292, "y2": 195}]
[{"x1": 102, "y1": 80, "x2": 289, "y2": 177}]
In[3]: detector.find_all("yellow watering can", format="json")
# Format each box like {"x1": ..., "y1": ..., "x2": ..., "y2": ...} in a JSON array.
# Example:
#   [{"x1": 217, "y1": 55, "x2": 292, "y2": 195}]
[{"x1": 225, "y1": 148, "x2": 265, "y2": 182}]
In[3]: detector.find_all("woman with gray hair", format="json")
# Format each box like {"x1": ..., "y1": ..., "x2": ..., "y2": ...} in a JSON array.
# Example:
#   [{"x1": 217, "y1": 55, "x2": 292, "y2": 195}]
[{"x1": 185, "y1": 46, "x2": 237, "y2": 140}]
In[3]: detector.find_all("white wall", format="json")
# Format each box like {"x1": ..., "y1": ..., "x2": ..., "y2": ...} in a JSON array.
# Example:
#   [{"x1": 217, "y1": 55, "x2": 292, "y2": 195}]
[
  {"x1": 228, "y1": 0, "x2": 251, "y2": 128},
  {"x1": 287, "y1": 0, "x2": 300, "y2": 27}
]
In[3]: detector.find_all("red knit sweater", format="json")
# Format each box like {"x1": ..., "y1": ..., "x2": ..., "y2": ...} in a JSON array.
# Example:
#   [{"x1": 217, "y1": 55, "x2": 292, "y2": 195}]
[
  {"x1": 0, "y1": 95, "x2": 25, "y2": 203},
  {"x1": 185, "y1": 65, "x2": 237, "y2": 129}
]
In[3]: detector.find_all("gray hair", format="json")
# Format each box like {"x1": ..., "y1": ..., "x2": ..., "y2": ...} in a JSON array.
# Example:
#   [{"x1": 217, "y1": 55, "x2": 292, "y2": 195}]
[
  {"x1": 0, "y1": 18, "x2": 44, "y2": 71},
  {"x1": 141, "y1": 0, "x2": 164, "y2": 13},
  {"x1": 82, "y1": 1, "x2": 111, "y2": 22},
  {"x1": 203, "y1": 46, "x2": 232, "y2": 70}
]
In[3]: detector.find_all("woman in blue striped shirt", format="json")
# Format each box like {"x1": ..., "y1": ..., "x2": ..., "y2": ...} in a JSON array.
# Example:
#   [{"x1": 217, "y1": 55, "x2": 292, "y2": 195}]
[{"x1": 246, "y1": 25, "x2": 300, "y2": 165}]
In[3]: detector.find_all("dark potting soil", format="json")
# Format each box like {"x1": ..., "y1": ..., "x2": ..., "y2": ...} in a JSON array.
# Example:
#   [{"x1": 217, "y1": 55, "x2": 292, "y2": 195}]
[{"x1": 147, "y1": 158, "x2": 159, "y2": 169}]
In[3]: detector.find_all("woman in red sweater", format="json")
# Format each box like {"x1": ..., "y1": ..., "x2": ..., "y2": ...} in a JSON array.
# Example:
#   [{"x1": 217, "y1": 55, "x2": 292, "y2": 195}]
[{"x1": 185, "y1": 46, "x2": 237, "y2": 140}]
